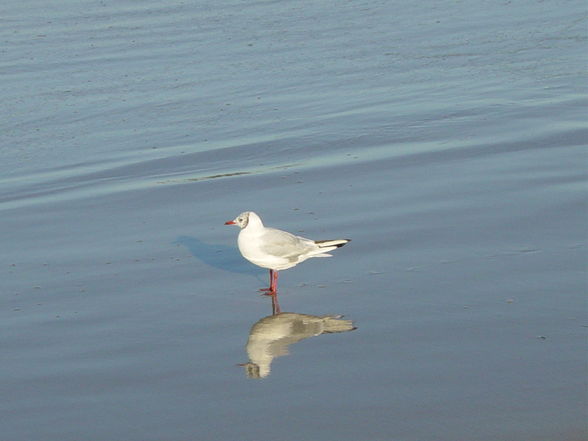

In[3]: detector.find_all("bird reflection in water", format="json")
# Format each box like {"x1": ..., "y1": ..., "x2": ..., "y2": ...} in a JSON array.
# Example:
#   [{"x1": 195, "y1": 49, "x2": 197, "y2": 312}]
[{"x1": 240, "y1": 294, "x2": 356, "y2": 379}]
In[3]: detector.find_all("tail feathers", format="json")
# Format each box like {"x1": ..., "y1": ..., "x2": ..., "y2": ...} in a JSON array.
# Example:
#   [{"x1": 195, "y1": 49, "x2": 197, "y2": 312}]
[
  {"x1": 314, "y1": 239, "x2": 351, "y2": 249},
  {"x1": 321, "y1": 315, "x2": 357, "y2": 333}
]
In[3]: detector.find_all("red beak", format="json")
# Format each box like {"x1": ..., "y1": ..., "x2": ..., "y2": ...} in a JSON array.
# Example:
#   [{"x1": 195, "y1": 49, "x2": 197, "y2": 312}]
[{"x1": 224, "y1": 220, "x2": 235, "y2": 225}]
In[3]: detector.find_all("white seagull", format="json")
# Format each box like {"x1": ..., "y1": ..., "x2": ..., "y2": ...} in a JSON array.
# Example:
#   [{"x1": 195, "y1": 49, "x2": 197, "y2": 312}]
[{"x1": 225, "y1": 211, "x2": 350, "y2": 294}]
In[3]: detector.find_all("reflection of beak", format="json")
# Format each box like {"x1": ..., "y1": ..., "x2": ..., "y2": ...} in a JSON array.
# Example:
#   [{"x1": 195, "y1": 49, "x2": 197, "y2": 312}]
[
  {"x1": 237, "y1": 362, "x2": 262, "y2": 379},
  {"x1": 224, "y1": 220, "x2": 235, "y2": 225}
]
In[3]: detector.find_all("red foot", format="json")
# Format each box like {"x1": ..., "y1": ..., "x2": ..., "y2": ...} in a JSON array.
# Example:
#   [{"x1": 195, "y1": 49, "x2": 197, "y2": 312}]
[
  {"x1": 259, "y1": 288, "x2": 277, "y2": 296},
  {"x1": 258, "y1": 269, "x2": 279, "y2": 295}
]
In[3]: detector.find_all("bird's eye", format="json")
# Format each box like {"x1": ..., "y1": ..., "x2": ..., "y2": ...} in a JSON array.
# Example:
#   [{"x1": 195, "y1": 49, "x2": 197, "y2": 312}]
[{"x1": 238, "y1": 218, "x2": 243, "y2": 222}]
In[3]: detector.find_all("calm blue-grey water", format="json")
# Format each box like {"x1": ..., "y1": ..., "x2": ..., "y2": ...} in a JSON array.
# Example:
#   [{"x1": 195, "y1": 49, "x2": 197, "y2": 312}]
[{"x1": 1, "y1": 1, "x2": 586, "y2": 440}]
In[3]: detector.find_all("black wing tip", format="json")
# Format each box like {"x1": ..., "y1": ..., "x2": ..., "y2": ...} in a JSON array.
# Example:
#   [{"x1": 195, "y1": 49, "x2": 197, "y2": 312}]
[{"x1": 315, "y1": 239, "x2": 351, "y2": 248}]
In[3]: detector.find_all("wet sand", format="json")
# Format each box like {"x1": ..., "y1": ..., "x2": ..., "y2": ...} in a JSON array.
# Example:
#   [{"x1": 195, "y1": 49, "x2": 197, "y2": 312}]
[{"x1": 1, "y1": 1, "x2": 586, "y2": 440}]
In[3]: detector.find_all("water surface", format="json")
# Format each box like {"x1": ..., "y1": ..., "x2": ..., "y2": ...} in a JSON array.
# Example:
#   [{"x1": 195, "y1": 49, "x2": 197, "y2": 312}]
[{"x1": 1, "y1": 1, "x2": 586, "y2": 440}]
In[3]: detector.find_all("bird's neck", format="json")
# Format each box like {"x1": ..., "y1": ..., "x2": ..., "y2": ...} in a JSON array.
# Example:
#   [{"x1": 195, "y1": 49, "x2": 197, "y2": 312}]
[{"x1": 245, "y1": 216, "x2": 264, "y2": 231}]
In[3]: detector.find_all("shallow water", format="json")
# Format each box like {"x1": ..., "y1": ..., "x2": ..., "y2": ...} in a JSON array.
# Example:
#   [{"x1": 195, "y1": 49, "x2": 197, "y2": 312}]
[{"x1": 1, "y1": 1, "x2": 586, "y2": 440}]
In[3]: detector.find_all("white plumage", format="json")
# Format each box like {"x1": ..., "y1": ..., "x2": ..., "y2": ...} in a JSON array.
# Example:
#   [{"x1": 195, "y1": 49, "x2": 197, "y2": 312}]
[{"x1": 225, "y1": 211, "x2": 350, "y2": 293}]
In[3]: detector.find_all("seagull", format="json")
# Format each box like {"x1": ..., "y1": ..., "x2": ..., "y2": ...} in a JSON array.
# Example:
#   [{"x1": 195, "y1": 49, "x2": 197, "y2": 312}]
[{"x1": 225, "y1": 211, "x2": 350, "y2": 294}]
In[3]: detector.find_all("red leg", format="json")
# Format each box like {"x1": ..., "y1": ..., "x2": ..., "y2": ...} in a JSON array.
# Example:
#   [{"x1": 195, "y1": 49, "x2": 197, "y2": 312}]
[
  {"x1": 259, "y1": 269, "x2": 278, "y2": 295},
  {"x1": 258, "y1": 270, "x2": 272, "y2": 292},
  {"x1": 271, "y1": 270, "x2": 278, "y2": 293}
]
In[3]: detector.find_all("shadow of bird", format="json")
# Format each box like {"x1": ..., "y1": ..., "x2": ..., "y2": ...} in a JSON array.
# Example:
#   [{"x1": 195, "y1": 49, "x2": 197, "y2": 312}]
[{"x1": 175, "y1": 235, "x2": 263, "y2": 276}]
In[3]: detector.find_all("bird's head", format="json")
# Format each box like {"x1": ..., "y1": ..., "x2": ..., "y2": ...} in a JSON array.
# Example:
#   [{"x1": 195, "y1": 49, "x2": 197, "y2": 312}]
[{"x1": 224, "y1": 211, "x2": 262, "y2": 229}]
